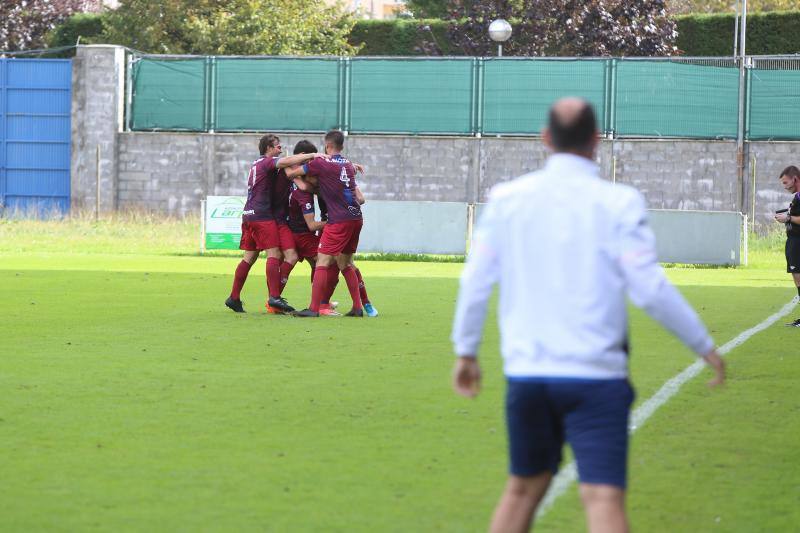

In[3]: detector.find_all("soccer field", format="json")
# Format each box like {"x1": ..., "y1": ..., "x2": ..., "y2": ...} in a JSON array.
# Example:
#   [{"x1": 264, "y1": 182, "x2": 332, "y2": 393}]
[{"x1": 1, "y1": 220, "x2": 799, "y2": 531}]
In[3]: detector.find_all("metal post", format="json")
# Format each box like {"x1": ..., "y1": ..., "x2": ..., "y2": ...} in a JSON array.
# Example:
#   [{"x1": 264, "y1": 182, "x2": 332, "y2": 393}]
[
  {"x1": 200, "y1": 199, "x2": 206, "y2": 254},
  {"x1": 751, "y1": 154, "x2": 757, "y2": 233},
  {"x1": 498, "y1": 44, "x2": 502, "y2": 57},
  {"x1": 735, "y1": 0, "x2": 748, "y2": 214},
  {"x1": 95, "y1": 144, "x2": 101, "y2": 221},
  {"x1": 733, "y1": 0, "x2": 740, "y2": 58}
]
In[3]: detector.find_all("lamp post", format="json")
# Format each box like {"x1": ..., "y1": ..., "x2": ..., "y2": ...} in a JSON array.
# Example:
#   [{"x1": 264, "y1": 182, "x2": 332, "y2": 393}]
[{"x1": 488, "y1": 19, "x2": 512, "y2": 57}]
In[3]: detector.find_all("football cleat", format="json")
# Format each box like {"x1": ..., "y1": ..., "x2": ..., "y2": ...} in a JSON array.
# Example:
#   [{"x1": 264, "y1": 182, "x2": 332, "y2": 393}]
[
  {"x1": 345, "y1": 308, "x2": 364, "y2": 317},
  {"x1": 225, "y1": 297, "x2": 245, "y2": 313},
  {"x1": 785, "y1": 318, "x2": 800, "y2": 327},
  {"x1": 268, "y1": 296, "x2": 295, "y2": 314},
  {"x1": 319, "y1": 307, "x2": 342, "y2": 316},
  {"x1": 293, "y1": 308, "x2": 320, "y2": 318},
  {"x1": 364, "y1": 302, "x2": 379, "y2": 317},
  {"x1": 265, "y1": 305, "x2": 280, "y2": 314}
]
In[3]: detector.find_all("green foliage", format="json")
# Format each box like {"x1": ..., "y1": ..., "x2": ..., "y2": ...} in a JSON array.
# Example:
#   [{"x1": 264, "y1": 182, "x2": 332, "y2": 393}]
[
  {"x1": 101, "y1": 0, "x2": 357, "y2": 55},
  {"x1": 669, "y1": 0, "x2": 799, "y2": 14},
  {"x1": 187, "y1": 0, "x2": 359, "y2": 56},
  {"x1": 406, "y1": 0, "x2": 449, "y2": 18},
  {"x1": 676, "y1": 11, "x2": 800, "y2": 55},
  {"x1": 349, "y1": 18, "x2": 455, "y2": 56},
  {"x1": 47, "y1": 12, "x2": 106, "y2": 48}
]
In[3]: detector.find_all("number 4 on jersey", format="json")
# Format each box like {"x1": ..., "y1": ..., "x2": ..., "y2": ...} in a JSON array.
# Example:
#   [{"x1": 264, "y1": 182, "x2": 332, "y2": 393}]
[{"x1": 339, "y1": 167, "x2": 350, "y2": 187}]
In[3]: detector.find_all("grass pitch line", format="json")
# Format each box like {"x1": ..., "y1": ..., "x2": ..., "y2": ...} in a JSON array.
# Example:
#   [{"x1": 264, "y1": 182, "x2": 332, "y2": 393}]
[{"x1": 535, "y1": 296, "x2": 799, "y2": 519}]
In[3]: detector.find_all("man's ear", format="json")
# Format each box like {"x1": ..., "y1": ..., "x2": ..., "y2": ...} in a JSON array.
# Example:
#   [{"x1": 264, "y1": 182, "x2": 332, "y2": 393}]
[{"x1": 542, "y1": 127, "x2": 553, "y2": 150}]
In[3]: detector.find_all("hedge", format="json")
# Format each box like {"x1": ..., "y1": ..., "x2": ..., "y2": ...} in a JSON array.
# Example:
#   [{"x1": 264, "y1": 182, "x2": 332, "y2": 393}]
[
  {"x1": 350, "y1": 11, "x2": 800, "y2": 57},
  {"x1": 676, "y1": 11, "x2": 800, "y2": 56},
  {"x1": 348, "y1": 19, "x2": 458, "y2": 56},
  {"x1": 47, "y1": 12, "x2": 106, "y2": 49}
]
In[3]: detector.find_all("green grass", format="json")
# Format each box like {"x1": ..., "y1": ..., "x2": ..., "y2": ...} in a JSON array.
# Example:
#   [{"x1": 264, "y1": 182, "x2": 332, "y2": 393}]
[{"x1": 1, "y1": 217, "x2": 798, "y2": 531}]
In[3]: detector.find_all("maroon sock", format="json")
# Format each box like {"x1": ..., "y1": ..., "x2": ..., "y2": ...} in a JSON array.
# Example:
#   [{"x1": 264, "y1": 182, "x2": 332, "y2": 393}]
[
  {"x1": 279, "y1": 261, "x2": 295, "y2": 296},
  {"x1": 322, "y1": 264, "x2": 339, "y2": 304},
  {"x1": 341, "y1": 266, "x2": 363, "y2": 310},
  {"x1": 266, "y1": 257, "x2": 281, "y2": 299},
  {"x1": 230, "y1": 260, "x2": 253, "y2": 300},
  {"x1": 310, "y1": 266, "x2": 328, "y2": 312},
  {"x1": 355, "y1": 267, "x2": 369, "y2": 304}
]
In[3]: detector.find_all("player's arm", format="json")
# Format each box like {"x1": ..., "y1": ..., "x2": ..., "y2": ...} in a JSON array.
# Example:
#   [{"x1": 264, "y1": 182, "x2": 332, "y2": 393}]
[
  {"x1": 355, "y1": 186, "x2": 366, "y2": 205},
  {"x1": 276, "y1": 152, "x2": 325, "y2": 169},
  {"x1": 303, "y1": 212, "x2": 325, "y2": 232},
  {"x1": 450, "y1": 193, "x2": 502, "y2": 397},
  {"x1": 617, "y1": 191, "x2": 724, "y2": 386}
]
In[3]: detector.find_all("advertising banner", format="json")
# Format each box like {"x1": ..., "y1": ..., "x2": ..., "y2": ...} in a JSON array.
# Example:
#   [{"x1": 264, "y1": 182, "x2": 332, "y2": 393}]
[{"x1": 204, "y1": 196, "x2": 245, "y2": 250}]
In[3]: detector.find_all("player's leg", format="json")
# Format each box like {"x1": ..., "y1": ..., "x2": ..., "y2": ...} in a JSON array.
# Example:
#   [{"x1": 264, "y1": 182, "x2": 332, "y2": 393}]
[
  {"x1": 564, "y1": 379, "x2": 634, "y2": 533},
  {"x1": 337, "y1": 252, "x2": 363, "y2": 316},
  {"x1": 579, "y1": 484, "x2": 628, "y2": 533},
  {"x1": 785, "y1": 236, "x2": 800, "y2": 326},
  {"x1": 318, "y1": 260, "x2": 341, "y2": 316},
  {"x1": 489, "y1": 473, "x2": 552, "y2": 533},
  {"x1": 492, "y1": 380, "x2": 561, "y2": 532},
  {"x1": 226, "y1": 223, "x2": 260, "y2": 313},
  {"x1": 352, "y1": 263, "x2": 377, "y2": 317},
  {"x1": 277, "y1": 225, "x2": 299, "y2": 298},
  {"x1": 336, "y1": 221, "x2": 364, "y2": 316},
  {"x1": 295, "y1": 252, "x2": 334, "y2": 317}
]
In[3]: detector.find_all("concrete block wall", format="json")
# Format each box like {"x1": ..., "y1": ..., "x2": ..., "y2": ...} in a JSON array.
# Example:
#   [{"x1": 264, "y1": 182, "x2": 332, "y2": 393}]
[
  {"x1": 612, "y1": 140, "x2": 739, "y2": 212},
  {"x1": 71, "y1": 45, "x2": 800, "y2": 228}
]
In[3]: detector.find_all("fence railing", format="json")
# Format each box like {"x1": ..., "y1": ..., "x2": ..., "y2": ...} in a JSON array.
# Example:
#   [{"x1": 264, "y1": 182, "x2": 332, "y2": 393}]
[{"x1": 129, "y1": 55, "x2": 800, "y2": 140}]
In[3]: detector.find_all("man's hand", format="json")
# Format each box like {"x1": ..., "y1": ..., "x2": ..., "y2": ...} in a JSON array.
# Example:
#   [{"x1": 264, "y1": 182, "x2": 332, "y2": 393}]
[
  {"x1": 354, "y1": 163, "x2": 366, "y2": 174},
  {"x1": 775, "y1": 213, "x2": 790, "y2": 223},
  {"x1": 452, "y1": 356, "x2": 481, "y2": 398},
  {"x1": 703, "y1": 350, "x2": 725, "y2": 387}
]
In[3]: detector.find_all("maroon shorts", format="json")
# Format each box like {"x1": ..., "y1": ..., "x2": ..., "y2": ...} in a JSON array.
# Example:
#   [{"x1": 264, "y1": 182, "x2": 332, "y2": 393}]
[
  {"x1": 240, "y1": 219, "x2": 279, "y2": 251},
  {"x1": 293, "y1": 232, "x2": 320, "y2": 260},
  {"x1": 319, "y1": 219, "x2": 363, "y2": 256},
  {"x1": 276, "y1": 223, "x2": 296, "y2": 252}
]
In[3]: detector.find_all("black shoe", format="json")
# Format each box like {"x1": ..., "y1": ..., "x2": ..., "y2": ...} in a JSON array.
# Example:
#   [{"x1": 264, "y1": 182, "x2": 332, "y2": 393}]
[
  {"x1": 293, "y1": 308, "x2": 320, "y2": 318},
  {"x1": 268, "y1": 296, "x2": 295, "y2": 314},
  {"x1": 786, "y1": 318, "x2": 800, "y2": 327},
  {"x1": 345, "y1": 308, "x2": 364, "y2": 317},
  {"x1": 225, "y1": 297, "x2": 245, "y2": 313}
]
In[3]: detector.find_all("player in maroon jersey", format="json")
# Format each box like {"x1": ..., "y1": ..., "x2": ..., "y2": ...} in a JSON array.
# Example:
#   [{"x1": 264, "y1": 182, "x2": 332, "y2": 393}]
[
  {"x1": 224, "y1": 133, "x2": 323, "y2": 314},
  {"x1": 286, "y1": 130, "x2": 368, "y2": 317},
  {"x1": 266, "y1": 165, "x2": 301, "y2": 313}
]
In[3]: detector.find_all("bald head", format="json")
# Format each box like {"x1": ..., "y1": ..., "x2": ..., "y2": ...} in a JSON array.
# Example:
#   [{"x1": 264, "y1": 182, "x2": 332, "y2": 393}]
[{"x1": 546, "y1": 98, "x2": 597, "y2": 156}]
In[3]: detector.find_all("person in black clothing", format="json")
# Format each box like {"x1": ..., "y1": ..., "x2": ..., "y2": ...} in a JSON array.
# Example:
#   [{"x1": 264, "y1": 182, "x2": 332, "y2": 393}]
[{"x1": 774, "y1": 165, "x2": 800, "y2": 327}]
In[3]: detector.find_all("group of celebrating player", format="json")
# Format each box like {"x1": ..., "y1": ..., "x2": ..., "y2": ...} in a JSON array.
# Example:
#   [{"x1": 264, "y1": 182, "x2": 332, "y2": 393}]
[{"x1": 224, "y1": 130, "x2": 378, "y2": 318}]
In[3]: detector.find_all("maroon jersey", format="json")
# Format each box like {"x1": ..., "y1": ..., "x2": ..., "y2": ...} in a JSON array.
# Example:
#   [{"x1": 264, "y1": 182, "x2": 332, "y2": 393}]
[
  {"x1": 288, "y1": 186, "x2": 316, "y2": 234},
  {"x1": 303, "y1": 154, "x2": 361, "y2": 224},
  {"x1": 271, "y1": 168, "x2": 292, "y2": 225},
  {"x1": 242, "y1": 156, "x2": 279, "y2": 221}
]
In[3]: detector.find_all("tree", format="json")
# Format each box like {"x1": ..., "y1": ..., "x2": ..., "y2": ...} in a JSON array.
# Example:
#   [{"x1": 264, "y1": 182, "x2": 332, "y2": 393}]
[
  {"x1": 406, "y1": 0, "x2": 449, "y2": 18},
  {"x1": 669, "y1": 0, "x2": 799, "y2": 14},
  {"x1": 102, "y1": 0, "x2": 359, "y2": 56},
  {"x1": 1, "y1": 0, "x2": 101, "y2": 52},
  {"x1": 443, "y1": 0, "x2": 677, "y2": 57}
]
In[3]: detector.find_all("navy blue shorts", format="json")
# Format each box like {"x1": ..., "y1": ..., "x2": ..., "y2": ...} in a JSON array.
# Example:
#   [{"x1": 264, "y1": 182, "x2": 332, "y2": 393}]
[{"x1": 505, "y1": 378, "x2": 635, "y2": 488}]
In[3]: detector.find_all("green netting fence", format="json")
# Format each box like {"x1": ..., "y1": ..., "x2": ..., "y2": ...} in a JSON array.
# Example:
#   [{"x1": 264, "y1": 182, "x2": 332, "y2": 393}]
[
  {"x1": 746, "y1": 57, "x2": 800, "y2": 140},
  {"x1": 128, "y1": 55, "x2": 800, "y2": 140}
]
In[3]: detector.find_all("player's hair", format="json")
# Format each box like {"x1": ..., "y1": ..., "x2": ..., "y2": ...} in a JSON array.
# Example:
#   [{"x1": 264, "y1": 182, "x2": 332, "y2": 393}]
[
  {"x1": 548, "y1": 103, "x2": 597, "y2": 153},
  {"x1": 293, "y1": 140, "x2": 318, "y2": 155},
  {"x1": 324, "y1": 130, "x2": 345, "y2": 151},
  {"x1": 258, "y1": 134, "x2": 280, "y2": 155},
  {"x1": 780, "y1": 165, "x2": 800, "y2": 180}
]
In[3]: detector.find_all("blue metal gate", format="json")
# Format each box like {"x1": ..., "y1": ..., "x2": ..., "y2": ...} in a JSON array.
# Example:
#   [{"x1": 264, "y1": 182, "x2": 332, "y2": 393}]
[{"x1": 0, "y1": 58, "x2": 71, "y2": 215}]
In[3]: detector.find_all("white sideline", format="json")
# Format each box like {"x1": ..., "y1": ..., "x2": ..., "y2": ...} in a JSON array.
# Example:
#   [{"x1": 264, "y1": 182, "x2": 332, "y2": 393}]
[{"x1": 535, "y1": 296, "x2": 799, "y2": 519}]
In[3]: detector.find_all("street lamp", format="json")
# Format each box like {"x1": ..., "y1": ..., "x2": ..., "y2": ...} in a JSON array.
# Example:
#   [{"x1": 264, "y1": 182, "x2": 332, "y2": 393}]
[{"x1": 488, "y1": 19, "x2": 512, "y2": 57}]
